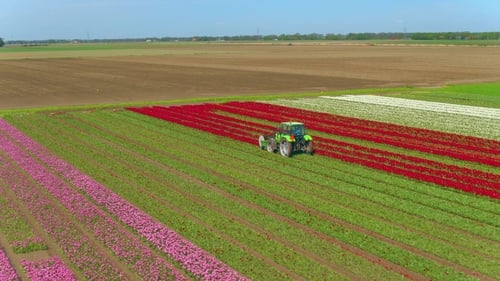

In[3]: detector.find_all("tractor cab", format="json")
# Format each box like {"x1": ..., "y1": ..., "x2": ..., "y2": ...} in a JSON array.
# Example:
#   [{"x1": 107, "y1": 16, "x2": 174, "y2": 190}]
[
  {"x1": 278, "y1": 122, "x2": 306, "y2": 137},
  {"x1": 276, "y1": 122, "x2": 307, "y2": 142}
]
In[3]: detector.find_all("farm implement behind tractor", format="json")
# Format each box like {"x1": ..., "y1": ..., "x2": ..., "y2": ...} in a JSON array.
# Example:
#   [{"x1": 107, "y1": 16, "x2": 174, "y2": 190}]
[{"x1": 259, "y1": 122, "x2": 313, "y2": 157}]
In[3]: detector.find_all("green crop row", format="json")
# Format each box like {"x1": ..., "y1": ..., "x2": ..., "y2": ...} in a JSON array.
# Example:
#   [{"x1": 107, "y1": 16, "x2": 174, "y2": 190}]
[
  {"x1": 7, "y1": 110, "x2": 496, "y2": 277},
  {"x1": 106, "y1": 113, "x2": 497, "y2": 279},
  {"x1": 5, "y1": 109, "x2": 499, "y2": 281},
  {"x1": 73, "y1": 114, "x2": 410, "y2": 281},
  {"x1": 8, "y1": 114, "x2": 310, "y2": 280},
  {"x1": 85, "y1": 110, "x2": 500, "y2": 278},
  {"x1": 119, "y1": 110, "x2": 499, "y2": 224},
  {"x1": 102, "y1": 110, "x2": 495, "y2": 276},
  {"x1": 31, "y1": 111, "x2": 401, "y2": 280},
  {"x1": 8, "y1": 112, "x2": 403, "y2": 280},
  {"x1": 102, "y1": 110, "x2": 499, "y2": 238},
  {"x1": 392, "y1": 82, "x2": 500, "y2": 108}
]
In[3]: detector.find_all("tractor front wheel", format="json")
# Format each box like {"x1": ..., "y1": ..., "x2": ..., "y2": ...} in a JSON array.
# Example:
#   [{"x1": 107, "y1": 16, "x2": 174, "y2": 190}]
[
  {"x1": 279, "y1": 139, "x2": 292, "y2": 157},
  {"x1": 258, "y1": 135, "x2": 266, "y2": 149}
]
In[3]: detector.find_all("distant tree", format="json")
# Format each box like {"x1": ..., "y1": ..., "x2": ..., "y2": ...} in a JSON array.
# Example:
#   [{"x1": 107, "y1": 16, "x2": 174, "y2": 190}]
[{"x1": 0, "y1": 37, "x2": 4, "y2": 47}]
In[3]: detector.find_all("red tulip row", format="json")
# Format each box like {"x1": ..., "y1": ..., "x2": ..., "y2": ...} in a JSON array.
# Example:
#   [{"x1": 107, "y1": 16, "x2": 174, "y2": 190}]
[
  {"x1": 312, "y1": 140, "x2": 499, "y2": 198},
  {"x1": 127, "y1": 103, "x2": 500, "y2": 199},
  {"x1": 136, "y1": 104, "x2": 497, "y2": 181},
  {"x1": 218, "y1": 102, "x2": 500, "y2": 167},
  {"x1": 229, "y1": 101, "x2": 500, "y2": 152},
  {"x1": 139, "y1": 105, "x2": 499, "y2": 189},
  {"x1": 133, "y1": 104, "x2": 499, "y2": 186},
  {"x1": 128, "y1": 106, "x2": 258, "y2": 144},
  {"x1": 193, "y1": 103, "x2": 499, "y2": 182}
]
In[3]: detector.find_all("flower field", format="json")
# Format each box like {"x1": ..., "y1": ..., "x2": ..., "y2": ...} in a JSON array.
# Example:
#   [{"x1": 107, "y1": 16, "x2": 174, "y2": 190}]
[
  {"x1": 21, "y1": 257, "x2": 77, "y2": 281},
  {"x1": 269, "y1": 95, "x2": 500, "y2": 140},
  {"x1": 0, "y1": 249, "x2": 17, "y2": 281},
  {"x1": 128, "y1": 102, "x2": 499, "y2": 199},
  {"x1": 0, "y1": 95, "x2": 499, "y2": 280},
  {"x1": 323, "y1": 95, "x2": 500, "y2": 119},
  {"x1": 0, "y1": 119, "x2": 246, "y2": 280}
]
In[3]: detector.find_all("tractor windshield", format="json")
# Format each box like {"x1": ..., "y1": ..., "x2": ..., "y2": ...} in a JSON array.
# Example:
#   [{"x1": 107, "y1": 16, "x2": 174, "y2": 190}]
[{"x1": 291, "y1": 124, "x2": 305, "y2": 136}]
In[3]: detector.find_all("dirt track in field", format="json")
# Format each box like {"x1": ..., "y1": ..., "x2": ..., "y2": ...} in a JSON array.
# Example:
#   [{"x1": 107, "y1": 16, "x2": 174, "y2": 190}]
[{"x1": 1, "y1": 43, "x2": 500, "y2": 109}]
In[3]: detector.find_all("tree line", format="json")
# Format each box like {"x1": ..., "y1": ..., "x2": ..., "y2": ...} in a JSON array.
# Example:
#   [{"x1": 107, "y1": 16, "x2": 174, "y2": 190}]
[
  {"x1": 3, "y1": 32, "x2": 500, "y2": 45},
  {"x1": 191, "y1": 31, "x2": 500, "y2": 41}
]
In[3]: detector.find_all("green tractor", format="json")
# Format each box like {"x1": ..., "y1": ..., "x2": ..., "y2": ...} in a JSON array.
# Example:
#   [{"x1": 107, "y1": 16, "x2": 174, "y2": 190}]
[{"x1": 258, "y1": 122, "x2": 313, "y2": 157}]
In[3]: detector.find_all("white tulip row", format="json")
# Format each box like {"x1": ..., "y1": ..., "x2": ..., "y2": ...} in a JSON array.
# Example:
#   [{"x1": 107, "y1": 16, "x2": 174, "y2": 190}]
[
  {"x1": 321, "y1": 95, "x2": 500, "y2": 120},
  {"x1": 266, "y1": 97, "x2": 500, "y2": 140}
]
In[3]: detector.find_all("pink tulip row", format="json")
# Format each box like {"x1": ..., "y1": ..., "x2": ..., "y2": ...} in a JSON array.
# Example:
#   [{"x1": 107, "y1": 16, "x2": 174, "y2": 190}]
[
  {"x1": 0, "y1": 122, "x2": 187, "y2": 280},
  {"x1": 21, "y1": 256, "x2": 77, "y2": 281},
  {"x1": 0, "y1": 133, "x2": 125, "y2": 280},
  {"x1": 0, "y1": 177, "x2": 47, "y2": 254},
  {"x1": 0, "y1": 249, "x2": 18, "y2": 281},
  {"x1": 12, "y1": 236, "x2": 46, "y2": 253},
  {"x1": 0, "y1": 119, "x2": 249, "y2": 281}
]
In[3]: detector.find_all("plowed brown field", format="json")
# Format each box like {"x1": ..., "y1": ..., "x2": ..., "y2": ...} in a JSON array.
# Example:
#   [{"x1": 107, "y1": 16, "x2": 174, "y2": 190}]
[{"x1": 1, "y1": 43, "x2": 500, "y2": 109}]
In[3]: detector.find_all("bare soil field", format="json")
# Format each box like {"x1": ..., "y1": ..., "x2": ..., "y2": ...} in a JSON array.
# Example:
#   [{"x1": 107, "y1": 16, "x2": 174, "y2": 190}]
[{"x1": 1, "y1": 43, "x2": 500, "y2": 109}]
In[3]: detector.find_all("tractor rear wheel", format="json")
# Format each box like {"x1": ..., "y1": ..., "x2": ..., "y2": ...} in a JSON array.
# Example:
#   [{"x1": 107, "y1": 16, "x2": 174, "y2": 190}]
[
  {"x1": 279, "y1": 139, "x2": 292, "y2": 157},
  {"x1": 305, "y1": 141, "x2": 314, "y2": 154},
  {"x1": 267, "y1": 138, "x2": 277, "y2": 153}
]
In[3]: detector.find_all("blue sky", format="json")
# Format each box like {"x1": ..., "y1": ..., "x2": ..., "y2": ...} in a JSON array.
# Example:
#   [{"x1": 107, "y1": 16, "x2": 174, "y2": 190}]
[{"x1": 1, "y1": 0, "x2": 499, "y2": 40}]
